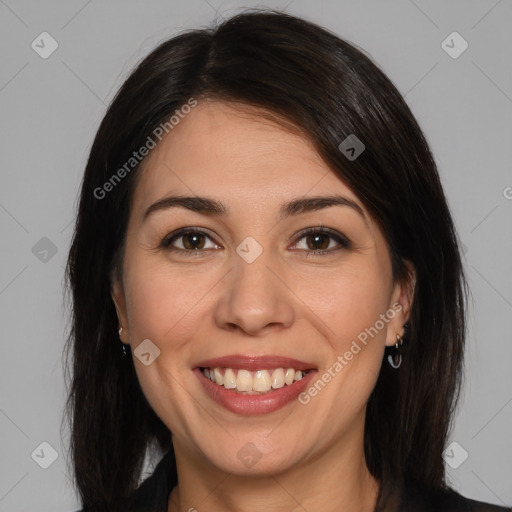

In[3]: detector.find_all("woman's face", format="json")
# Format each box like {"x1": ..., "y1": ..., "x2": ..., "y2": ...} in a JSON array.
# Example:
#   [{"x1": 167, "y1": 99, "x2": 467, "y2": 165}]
[{"x1": 112, "y1": 100, "x2": 413, "y2": 476}]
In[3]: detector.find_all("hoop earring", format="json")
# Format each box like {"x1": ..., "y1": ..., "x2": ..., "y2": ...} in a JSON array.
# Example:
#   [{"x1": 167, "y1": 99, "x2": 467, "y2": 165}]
[{"x1": 387, "y1": 333, "x2": 404, "y2": 369}]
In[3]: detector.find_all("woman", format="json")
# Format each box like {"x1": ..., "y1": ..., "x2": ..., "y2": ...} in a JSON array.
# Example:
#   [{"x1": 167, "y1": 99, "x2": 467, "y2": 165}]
[{"x1": 64, "y1": 10, "x2": 511, "y2": 512}]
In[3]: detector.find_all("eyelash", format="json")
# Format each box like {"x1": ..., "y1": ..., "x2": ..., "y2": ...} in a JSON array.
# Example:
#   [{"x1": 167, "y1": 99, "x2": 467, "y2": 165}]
[{"x1": 160, "y1": 226, "x2": 350, "y2": 257}]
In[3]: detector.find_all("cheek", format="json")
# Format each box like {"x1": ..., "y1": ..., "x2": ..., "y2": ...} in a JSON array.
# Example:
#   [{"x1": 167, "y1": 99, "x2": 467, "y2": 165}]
[
  {"x1": 122, "y1": 259, "x2": 212, "y2": 435},
  {"x1": 123, "y1": 254, "x2": 217, "y2": 345},
  {"x1": 294, "y1": 260, "x2": 391, "y2": 350}
]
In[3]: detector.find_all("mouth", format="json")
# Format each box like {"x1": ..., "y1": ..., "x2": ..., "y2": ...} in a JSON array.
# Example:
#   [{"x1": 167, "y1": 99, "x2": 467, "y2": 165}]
[{"x1": 193, "y1": 355, "x2": 318, "y2": 415}]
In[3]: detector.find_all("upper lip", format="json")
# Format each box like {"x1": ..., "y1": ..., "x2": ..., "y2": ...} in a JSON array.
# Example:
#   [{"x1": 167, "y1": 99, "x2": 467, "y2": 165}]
[{"x1": 195, "y1": 355, "x2": 317, "y2": 371}]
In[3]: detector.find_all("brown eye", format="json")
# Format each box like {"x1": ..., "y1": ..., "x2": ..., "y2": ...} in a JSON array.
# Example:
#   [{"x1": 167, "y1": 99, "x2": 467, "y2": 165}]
[
  {"x1": 182, "y1": 232, "x2": 206, "y2": 250},
  {"x1": 305, "y1": 233, "x2": 330, "y2": 251},
  {"x1": 162, "y1": 229, "x2": 219, "y2": 252},
  {"x1": 292, "y1": 227, "x2": 350, "y2": 255}
]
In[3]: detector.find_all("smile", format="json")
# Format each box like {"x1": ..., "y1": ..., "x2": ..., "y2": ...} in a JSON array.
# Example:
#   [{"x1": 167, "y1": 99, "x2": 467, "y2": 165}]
[{"x1": 194, "y1": 355, "x2": 318, "y2": 415}]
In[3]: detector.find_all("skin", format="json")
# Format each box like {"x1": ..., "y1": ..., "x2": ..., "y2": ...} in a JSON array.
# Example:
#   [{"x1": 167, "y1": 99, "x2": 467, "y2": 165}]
[{"x1": 112, "y1": 100, "x2": 415, "y2": 512}]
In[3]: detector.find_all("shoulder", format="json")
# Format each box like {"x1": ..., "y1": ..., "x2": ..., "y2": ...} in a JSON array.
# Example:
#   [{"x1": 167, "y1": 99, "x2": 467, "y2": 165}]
[
  {"x1": 127, "y1": 448, "x2": 177, "y2": 511},
  {"x1": 403, "y1": 480, "x2": 511, "y2": 512}
]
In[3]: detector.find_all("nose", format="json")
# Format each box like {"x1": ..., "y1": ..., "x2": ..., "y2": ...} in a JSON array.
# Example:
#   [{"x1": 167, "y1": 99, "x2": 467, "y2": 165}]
[{"x1": 213, "y1": 251, "x2": 295, "y2": 336}]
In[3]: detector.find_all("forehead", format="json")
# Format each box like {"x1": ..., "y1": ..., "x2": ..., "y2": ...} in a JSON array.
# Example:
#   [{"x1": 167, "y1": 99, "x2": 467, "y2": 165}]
[{"x1": 132, "y1": 101, "x2": 364, "y2": 215}]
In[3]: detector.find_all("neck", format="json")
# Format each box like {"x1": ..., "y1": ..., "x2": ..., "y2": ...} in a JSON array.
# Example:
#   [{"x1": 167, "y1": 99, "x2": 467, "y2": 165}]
[{"x1": 168, "y1": 415, "x2": 380, "y2": 512}]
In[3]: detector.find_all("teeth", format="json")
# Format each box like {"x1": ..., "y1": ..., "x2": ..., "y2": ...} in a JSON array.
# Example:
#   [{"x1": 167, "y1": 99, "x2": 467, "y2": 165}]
[
  {"x1": 285, "y1": 368, "x2": 295, "y2": 385},
  {"x1": 271, "y1": 368, "x2": 285, "y2": 389},
  {"x1": 236, "y1": 370, "x2": 253, "y2": 391},
  {"x1": 202, "y1": 366, "x2": 309, "y2": 394},
  {"x1": 214, "y1": 368, "x2": 223, "y2": 385},
  {"x1": 253, "y1": 370, "x2": 272, "y2": 392},
  {"x1": 224, "y1": 368, "x2": 237, "y2": 389}
]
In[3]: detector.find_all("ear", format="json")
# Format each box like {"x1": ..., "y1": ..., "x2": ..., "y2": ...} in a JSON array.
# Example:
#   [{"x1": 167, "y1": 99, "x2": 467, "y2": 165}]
[
  {"x1": 385, "y1": 260, "x2": 416, "y2": 347},
  {"x1": 111, "y1": 274, "x2": 129, "y2": 344}
]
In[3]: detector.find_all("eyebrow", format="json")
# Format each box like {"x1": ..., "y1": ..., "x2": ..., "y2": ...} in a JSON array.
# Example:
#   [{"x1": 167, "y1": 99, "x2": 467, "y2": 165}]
[{"x1": 142, "y1": 194, "x2": 368, "y2": 225}]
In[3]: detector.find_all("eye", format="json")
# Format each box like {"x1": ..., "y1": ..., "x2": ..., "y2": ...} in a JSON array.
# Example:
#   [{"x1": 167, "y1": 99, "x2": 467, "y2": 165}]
[
  {"x1": 161, "y1": 228, "x2": 220, "y2": 253},
  {"x1": 291, "y1": 227, "x2": 350, "y2": 256}
]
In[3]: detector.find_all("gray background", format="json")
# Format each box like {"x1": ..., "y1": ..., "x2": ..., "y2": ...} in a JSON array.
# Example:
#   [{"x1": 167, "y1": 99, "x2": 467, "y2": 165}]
[{"x1": 0, "y1": 0, "x2": 511, "y2": 510}]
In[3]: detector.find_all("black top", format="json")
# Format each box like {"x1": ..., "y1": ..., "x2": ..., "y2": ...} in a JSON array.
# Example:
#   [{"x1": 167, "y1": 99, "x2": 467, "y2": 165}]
[{"x1": 77, "y1": 449, "x2": 511, "y2": 511}]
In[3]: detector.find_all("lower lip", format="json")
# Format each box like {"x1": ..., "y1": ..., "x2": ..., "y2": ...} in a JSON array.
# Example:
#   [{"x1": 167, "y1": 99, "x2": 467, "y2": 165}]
[{"x1": 194, "y1": 368, "x2": 317, "y2": 415}]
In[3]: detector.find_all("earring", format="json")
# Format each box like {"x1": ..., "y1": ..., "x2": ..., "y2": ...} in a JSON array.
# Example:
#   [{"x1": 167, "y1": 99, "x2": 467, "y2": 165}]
[
  {"x1": 118, "y1": 327, "x2": 129, "y2": 357},
  {"x1": 387, "y1": 333, "x2": 404, "y2": 369}
]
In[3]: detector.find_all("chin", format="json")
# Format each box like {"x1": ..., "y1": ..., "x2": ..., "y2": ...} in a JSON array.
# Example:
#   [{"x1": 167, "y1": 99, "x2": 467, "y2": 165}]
[{"x1": 201, "y1": 436, "x2": 303, "y2": 476}]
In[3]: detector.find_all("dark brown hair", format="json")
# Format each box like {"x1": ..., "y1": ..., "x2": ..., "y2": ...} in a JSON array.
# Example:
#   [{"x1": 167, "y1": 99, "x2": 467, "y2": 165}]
[{"x1": 63, "y1": 10, "x2": 467, "y2": 511}]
